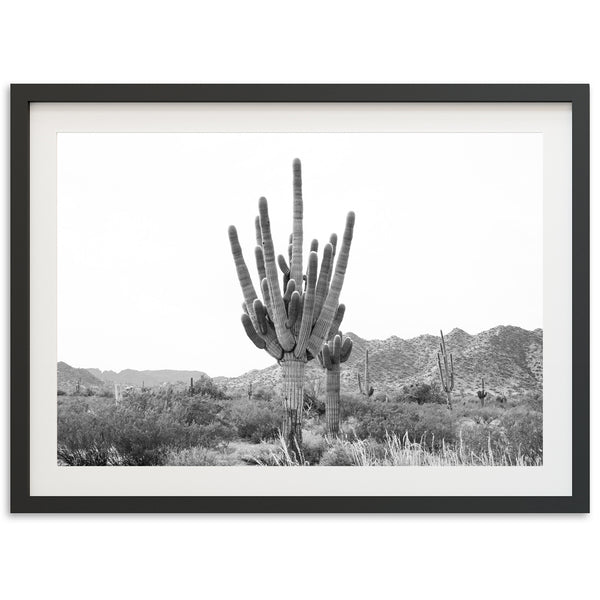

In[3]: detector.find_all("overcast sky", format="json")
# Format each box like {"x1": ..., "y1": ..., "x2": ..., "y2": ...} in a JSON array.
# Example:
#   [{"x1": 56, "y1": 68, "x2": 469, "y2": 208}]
[{"x1": 57, "y1": 132, "x2": 542, "y2": 376}]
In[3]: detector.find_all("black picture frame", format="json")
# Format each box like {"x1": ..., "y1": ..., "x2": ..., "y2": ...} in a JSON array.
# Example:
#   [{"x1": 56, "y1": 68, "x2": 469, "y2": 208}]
[{"x1": 11, "y1": 84, "x2": 590, "y2": 513}]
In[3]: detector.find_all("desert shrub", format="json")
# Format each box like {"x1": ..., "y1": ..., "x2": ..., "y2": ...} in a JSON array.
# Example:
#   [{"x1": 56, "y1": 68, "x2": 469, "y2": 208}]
[
  {"x1": 340, "y1": 394, "x2": 371, "y2": 419},
  {"x1": 251, "y1": 386, "x2": 275, "y2": 403},
  {"x1": 319, "y1": 442, "x2": 355, "y2": 466},
  {"x1": 57, "y1": 394, "x2": 234, "y2": 465},
  {"x1": 231, "y1": 400, "x2": 281, "y2": 443},
  {"x1": 397, "y1": 382, "x2": 444, "y2": 405},
  {"x1": 460, "y1": 405, "x2": 504, "y2": 424},
  {"x1": 500, "y1": 406, "x2": 542, "y2": 463},
  {"x1": 96, "y1": 387, "x2": 116, "y2": 398},
  {"x1": 191, "y1": 374, "x2": 229, "y2": 400},
  {"x1": 520, "y1": 391, "x2": 543, "y2": 412},
  {"x1": 303, "y1": 394, "x2": 326, "y2": 416},
  {"x1": 179, "y1": 397, "x2": 224, "y2": 425},
  {"x1": 346, "y1": 400, "x2": 457, "y2": 447},
  {"x1": 301, "y1": 430, "x2": 327, "y2": 465}
]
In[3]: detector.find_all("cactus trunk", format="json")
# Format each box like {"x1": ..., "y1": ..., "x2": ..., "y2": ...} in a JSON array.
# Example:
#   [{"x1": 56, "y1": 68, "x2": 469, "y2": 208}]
[
  {"x1": 281, "y1": 354, "x2": 306, "y2": 452},
  {"x1": 325, "y1": 362, "x2": 341, "y2": 435}
]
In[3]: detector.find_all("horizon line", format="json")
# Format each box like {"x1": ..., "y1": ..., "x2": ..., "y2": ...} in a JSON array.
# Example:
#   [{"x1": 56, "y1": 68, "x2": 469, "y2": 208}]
[{"x1": 58, "y1": 323, "x2": 543, "y2": 378}]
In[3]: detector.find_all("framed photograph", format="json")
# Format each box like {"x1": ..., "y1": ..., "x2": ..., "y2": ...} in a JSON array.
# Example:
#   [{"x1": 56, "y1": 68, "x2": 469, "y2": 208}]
[{"x1": 11, "y1": 84, "x2": 589, "y2": 513}]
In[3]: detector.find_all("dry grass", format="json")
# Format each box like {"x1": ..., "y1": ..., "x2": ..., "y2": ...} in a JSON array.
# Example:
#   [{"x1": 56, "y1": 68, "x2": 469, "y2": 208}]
[
  {"x1": 343, "y1": 432, "x2": 541, "y2": 466},
  {"x1": 253, "y1": 431, "x2": 541, "y2": 466}
]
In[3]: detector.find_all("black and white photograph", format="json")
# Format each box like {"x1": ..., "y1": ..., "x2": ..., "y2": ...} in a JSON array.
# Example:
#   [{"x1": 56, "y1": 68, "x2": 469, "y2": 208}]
[{"x1": 56, "y1": 131, "x2": 543, "y2": 468}]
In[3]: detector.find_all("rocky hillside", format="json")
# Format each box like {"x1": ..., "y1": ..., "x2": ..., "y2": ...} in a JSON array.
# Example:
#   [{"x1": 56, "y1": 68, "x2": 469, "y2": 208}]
[
  {"x1": 57, "y1": 361, "x2": 103, "y2": 392},
  {"x1": 217, "y1": 326, "x2": 542, "y2": 398}
]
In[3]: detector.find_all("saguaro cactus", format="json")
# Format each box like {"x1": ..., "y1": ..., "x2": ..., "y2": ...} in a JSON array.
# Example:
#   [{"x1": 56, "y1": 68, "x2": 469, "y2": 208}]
[
  {"x1": 228, "y1": 159, "x2": 355, "y2": 451},
  {"x1": 437, "y1": 330, "x2": 454, "y2": 410},
  {"x1": 477, "y1": 378, "x2": 488, "y2": 407},
  {"x1": 357, "y1": 349, "x2": 374, "y2": 398},
  {"x1": 318, "y1": 330, "x2": 353, "y2": 435}
]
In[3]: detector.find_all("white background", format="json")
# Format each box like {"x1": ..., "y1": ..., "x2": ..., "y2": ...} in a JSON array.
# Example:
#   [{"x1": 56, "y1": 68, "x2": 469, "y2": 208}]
[{"x1": 1, "y1": 1, "x2": 597, "y2": 599}]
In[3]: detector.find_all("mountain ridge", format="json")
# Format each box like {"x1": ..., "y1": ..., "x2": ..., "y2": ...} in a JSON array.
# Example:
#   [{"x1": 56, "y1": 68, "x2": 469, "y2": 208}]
[
  {"x1": 59, "y1": 325, "x2": 542, "y2": 397},
  {"x1": 217, "y1": 324, "x2": 542, "y2": 397}
]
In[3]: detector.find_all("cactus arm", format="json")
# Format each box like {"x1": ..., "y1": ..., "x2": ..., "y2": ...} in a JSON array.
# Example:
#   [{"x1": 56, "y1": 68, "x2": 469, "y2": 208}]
[
  {"x1": 321, "y1": 343, "x2": 333, "y2": 369},
  {"x1": 258, "y1": 197, "x2": 295, "y2": 351},
  {"x1": 278, "y1": 254, "x2": 291, "y2": 292},
  {"x1": 229, "y1": 225, "x2": 287, "y2": 357},
  {"x1": 310, "y1": 239, "x2": 318, "y2": 253},
  {"x1": 329, "y1": 233, "x2": 338, "y2": 259},
  {"x1": 253, "y1": 299, "x2": 268, "y2": 335},
  {"x1": 241, "y1": 314, "x2": 266, "y2": 350},
  {"x1": 255, "y1": 246, "x2": 266, "y2": 283},
  {"x1": 450, "y1": 354, "x2": 454, "y2": 391},
  {"x1": 294, "y1": 251, "x2": 318, "y2": 358},
  {"x1": 277, "y1": 254, "x2": 290, "y2": 275},
  {"x1": 286, "y1": 291, "x2": 300, "y2": 328},
  {"x1": 312, "y1": 243, "x2": 333, "y2": 325},
  {"x1": 260, "y1": 278, "x2": 273, "y2": 318},
  {"x1": 283, "y1": 279, "x2": 296, "y2": 303},
  {"x1": 307, "y1": 212, "x2": 355, "y2": 356},
  {"x1": 326, "y1": 233, "x2": 338, "y2": 291},
  {"x1": 327, "y1": 304, "x2": 346, "y2": 340},
  {"x1": 292, "y1": 293, "x2": 303, "y2": 336},
  {"x1": 290, "y1": 158, "x2": 304, "y2": 286},
  {"x1": 340, "y1": 337, "x2": 353, "y2": 363},
  {"x1": 228, "y1": 226, "x2": 258, "y2": 315},
  {"x1": 332, "y1": 334, "x2": 341, "y2": 364},
  {"x1": 255, "y1": 216, "x2": 262, "y2": 247}
]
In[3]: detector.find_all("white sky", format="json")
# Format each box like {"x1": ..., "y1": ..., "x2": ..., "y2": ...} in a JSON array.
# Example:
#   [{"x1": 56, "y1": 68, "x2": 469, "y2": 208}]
[{"x1": 57, "y1": 132, "x2": 542, "y2": 376}]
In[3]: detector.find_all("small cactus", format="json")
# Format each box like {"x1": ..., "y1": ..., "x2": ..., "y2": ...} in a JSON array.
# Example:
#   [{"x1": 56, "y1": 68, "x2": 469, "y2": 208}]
[
  {"x1": 357, "y1": 349, "x2": 374, "y2": 398},
  {"x1": 318, "y1": 330, "x2": 352, "y2": 435},
  {"x1": 477, "y1": 378, "x2": 488, "y2": 407},
  {"x1": 437, "y1": 330, "x2": 454, "y2": 410}
]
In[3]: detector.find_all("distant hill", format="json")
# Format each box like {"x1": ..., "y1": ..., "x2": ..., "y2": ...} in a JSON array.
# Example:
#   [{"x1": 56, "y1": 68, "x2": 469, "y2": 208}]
[
  {"x1": 216, "y1": 326, "x2": 542, "y2": 398},
  {"x1": 61, "y1": 325, "x2": 542, "y2": 398},
  {"x1": 86, "y1": 368, "x2": 208, "y2": 388},
  {"x1": 57, "y1": 361, "x2": 103, "y2": 392}
]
